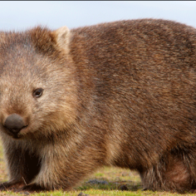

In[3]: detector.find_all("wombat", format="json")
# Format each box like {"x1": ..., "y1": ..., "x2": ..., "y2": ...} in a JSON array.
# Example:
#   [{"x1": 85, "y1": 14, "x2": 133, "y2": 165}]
[{"x1": 0, "y1": 19, "x2": 196, "y2": 193}]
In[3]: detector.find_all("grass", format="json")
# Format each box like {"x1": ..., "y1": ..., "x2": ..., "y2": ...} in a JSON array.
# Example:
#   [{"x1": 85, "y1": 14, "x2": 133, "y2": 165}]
[{"x1": 0, "y1": 139, "x2": 194, "y2": 196}]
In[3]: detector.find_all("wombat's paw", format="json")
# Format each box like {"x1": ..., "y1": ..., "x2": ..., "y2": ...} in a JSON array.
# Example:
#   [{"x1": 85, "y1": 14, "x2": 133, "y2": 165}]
[
  {"x1": 0, "y1": 183, "x2": 6, "y2": 191},
  {"x1": 22, "y1": 184, "x2": 48, "y2": 192},
  {"x1": 142, "y1": 187, "x2": 149, "y2": 191},
  {"x1": 0, "y1": 181, "x2": 24, "y2": 191},
  {"x1": 190, "y1": 189, "x2": 196, "y2": 193}
]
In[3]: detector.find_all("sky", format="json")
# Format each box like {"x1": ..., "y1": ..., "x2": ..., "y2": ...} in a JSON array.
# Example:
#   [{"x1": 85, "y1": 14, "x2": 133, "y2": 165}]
[{"x1": 0, "y1": 1, "x2": 196, "y2": 31}]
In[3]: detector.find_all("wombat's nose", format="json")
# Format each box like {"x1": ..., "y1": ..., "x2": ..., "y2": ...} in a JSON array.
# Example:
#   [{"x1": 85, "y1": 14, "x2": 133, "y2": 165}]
[{"x1": 4, "y1": 114, "x2": 26, "y2": 134}]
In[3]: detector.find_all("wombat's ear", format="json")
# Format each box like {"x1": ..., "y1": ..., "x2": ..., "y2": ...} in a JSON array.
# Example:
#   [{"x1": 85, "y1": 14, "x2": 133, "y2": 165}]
[
  {"x1": 52, "y1": 26, "x2": 70, "y2": 53},
  {"x1": 29, "y1": 26, "x2": 70, "y2": 56}
]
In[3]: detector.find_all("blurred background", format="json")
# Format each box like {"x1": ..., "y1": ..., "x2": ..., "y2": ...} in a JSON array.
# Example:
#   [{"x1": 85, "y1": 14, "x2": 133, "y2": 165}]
[{"x1": 0, "y1": 1, "x2": 196, "y2": 31}]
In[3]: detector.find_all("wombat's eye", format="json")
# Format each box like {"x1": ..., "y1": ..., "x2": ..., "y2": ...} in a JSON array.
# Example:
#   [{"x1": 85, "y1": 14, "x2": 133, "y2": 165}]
[{"x1": 33, "y1": 88, "x2": 44, "y2": 98}]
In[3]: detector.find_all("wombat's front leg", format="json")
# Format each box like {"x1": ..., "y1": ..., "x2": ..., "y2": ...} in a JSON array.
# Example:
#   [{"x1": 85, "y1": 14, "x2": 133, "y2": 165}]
[
  {"x1": 0, "y1": 143, "x2": 25, "y2": 191},
  {"x1": 21, "y1": 143, "x2": 105, "y2": 191},
  {"x1": 0, "y1": 140, "x2": 41, "y2": 191}
]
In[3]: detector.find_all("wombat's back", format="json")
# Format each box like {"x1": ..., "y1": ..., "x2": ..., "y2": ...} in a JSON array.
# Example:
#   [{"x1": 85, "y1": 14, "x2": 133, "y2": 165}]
[{"x1": 69, "y1": 19, "x2": 196, "y2": 169}]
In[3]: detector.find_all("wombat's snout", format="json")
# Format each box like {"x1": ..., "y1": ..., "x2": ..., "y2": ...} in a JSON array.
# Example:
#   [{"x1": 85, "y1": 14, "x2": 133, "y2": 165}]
[{"x1": 3, "y1": 114, "x2": 27, "y2": 136}]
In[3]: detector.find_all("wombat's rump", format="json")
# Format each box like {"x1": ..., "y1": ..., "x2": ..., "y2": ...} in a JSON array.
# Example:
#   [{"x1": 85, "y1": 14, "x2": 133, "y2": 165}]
[{"x1": 0, "y1": 19, "x2": 196, "y2": 193}]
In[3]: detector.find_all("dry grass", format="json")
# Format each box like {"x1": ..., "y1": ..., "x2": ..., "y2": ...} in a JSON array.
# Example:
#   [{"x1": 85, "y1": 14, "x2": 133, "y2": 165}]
[{"x1": 0, "y1": 139, "x2": 6, "y2": 184}]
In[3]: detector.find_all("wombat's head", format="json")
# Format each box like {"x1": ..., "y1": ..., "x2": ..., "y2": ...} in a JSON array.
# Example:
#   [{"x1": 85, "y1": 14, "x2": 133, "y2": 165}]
[{"x1": 0, "y1": 26, "x2": 78, "y2": 140}]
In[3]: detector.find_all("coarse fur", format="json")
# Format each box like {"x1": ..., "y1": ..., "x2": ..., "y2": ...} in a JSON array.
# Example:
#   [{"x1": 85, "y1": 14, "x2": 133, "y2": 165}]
[{"x1": 0, "y1": 19, "x2": 196, "y2": 193}]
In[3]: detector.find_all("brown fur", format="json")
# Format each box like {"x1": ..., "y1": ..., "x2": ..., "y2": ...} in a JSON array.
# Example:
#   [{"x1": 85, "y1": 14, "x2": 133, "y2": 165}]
[{"x1": 0, "y1": 19, "x2": 196, "y2": 193}]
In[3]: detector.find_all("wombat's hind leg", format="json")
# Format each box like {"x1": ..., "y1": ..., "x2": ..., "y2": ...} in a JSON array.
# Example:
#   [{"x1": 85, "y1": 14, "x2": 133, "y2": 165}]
[
  {"x1": 140, "y1": 151, "x2": 193, "y2": 193},
  {"x1": 164, "y1": 156, "x2": 191, "y2": 192}
]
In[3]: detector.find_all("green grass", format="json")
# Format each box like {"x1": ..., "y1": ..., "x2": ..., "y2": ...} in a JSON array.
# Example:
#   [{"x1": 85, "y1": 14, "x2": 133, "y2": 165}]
[{"x1": 0, "y1": 139, "x2": 194, "y2": 196}]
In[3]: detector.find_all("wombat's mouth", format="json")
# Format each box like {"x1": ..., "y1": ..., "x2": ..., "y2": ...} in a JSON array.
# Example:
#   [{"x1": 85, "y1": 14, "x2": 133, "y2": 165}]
[
  {"x1": 12, "y1": 132, "x2": 21, "y2": 139},
  {"x1": 3, "y1": 128, "x2": 20, "y2": 139},
  {"x1": 2, "y1": 125, "x2": 28, "y2": 139}
]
